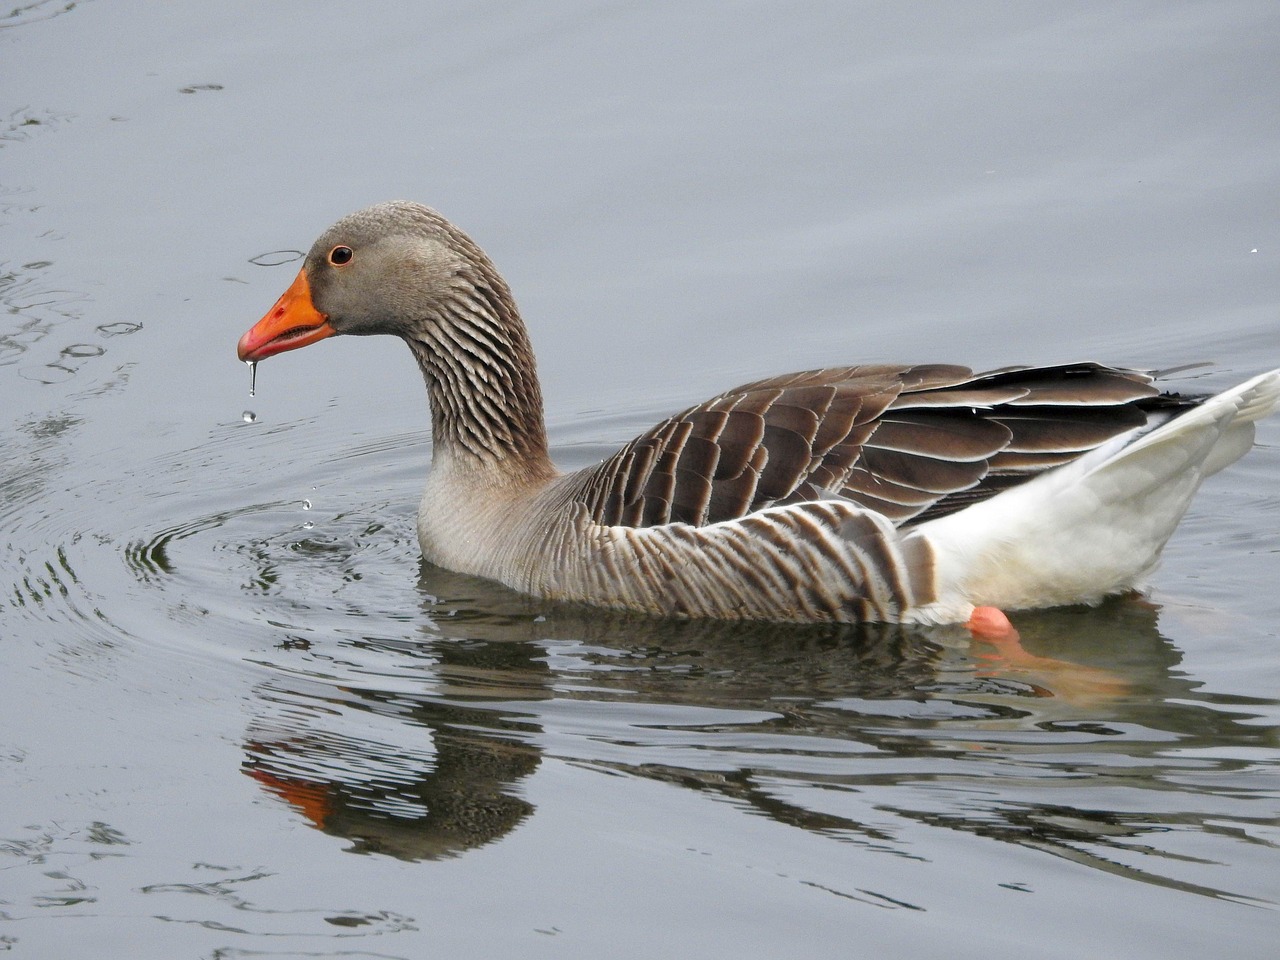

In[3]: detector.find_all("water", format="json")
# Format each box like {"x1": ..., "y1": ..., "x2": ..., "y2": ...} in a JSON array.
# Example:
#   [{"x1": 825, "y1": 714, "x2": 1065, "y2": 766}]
[{"x1": 3, "y1": 2, "x2": 1280, "y2": 957}]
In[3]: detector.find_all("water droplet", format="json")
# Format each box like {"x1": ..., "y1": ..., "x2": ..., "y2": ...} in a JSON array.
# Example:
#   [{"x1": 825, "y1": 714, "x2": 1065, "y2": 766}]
[
  {"x1": 302, "y1": 499, "x2": 312, "y2": 510},
  {"x1": 302, "y1": 521, "x2": 314, "y2": 530},
  {"x1": 246, "y1": 359, "x2": 257, "y2": 397},
  {"x1": 241, "y1": 410, "x2": 257, "y2": 423}
]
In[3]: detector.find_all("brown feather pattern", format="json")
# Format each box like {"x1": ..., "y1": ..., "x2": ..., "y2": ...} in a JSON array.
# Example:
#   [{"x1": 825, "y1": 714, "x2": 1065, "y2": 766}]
[{"x1": 569, "y1": 362, "x2": 1179, "y2": 528}]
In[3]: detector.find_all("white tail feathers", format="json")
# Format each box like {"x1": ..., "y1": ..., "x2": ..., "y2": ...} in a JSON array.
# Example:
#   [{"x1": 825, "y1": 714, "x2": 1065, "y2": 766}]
[
  {"x1": 918, "y1": 368, "x2": 1280, "y2": 617},
  {"x1": 1104, "y1": 368, "x2": 1280, "y2": 480}
]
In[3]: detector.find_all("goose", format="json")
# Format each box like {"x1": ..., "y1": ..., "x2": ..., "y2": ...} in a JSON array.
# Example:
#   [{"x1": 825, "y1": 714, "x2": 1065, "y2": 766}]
[{"x1": 237, "y1": 201, "x2": 1279, "y2": 630}]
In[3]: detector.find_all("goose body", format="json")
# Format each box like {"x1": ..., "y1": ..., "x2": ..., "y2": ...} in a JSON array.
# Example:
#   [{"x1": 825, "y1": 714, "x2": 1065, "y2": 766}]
[{"x1": 238, "y1": 202, "x2": 1279, "y2": 625}]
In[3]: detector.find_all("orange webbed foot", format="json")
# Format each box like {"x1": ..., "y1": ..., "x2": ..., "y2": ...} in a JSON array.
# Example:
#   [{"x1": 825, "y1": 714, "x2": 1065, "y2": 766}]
[
  {"x1": 965, "y1": 605, "x2": 1130, "y2": 705},
  {"x1": 966, "y1": 605, "x2": 1018, "y2": 641}
]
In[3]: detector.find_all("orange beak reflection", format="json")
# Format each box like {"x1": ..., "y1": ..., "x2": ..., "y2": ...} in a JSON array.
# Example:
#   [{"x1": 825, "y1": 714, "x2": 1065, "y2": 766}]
[{"x1": 237, "y1": 269, "x2": 336, "y2": 362}]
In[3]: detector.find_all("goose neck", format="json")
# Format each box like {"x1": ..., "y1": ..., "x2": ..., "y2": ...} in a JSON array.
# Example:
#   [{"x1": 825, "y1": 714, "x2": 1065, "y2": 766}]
[{"x1": 407, "y1": 283, "x2": 555, "y2": 485}]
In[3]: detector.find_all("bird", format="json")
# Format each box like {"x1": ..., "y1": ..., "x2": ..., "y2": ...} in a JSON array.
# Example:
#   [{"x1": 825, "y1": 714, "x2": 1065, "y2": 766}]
[{"x1": 237, "y1": 201, "x2": 1279, "y2": 630}]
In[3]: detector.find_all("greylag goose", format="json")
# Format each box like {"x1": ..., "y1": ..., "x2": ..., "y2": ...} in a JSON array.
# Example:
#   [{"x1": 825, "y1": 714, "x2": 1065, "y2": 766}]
[{"x1": 238, "y1": 201, "x2": 1279, "y2": 629}]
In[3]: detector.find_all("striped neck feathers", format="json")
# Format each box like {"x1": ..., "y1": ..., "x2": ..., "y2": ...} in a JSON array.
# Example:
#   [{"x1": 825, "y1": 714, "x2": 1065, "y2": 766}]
[{"x1": 406, "y1": 251, "x2": 555, "y2": 485}]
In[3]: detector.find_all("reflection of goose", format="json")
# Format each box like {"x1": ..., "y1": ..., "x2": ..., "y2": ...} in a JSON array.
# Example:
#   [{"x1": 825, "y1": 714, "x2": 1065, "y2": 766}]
[
  {"x1": 244, "y1": 577, "x2": 1269, "y2": 899},
  {"x1": 244, "y1": 676, "x2": 540, "y2": 862},
  {"x1": 239, "y1": 202, "x2": 1279, "y2": 625}
]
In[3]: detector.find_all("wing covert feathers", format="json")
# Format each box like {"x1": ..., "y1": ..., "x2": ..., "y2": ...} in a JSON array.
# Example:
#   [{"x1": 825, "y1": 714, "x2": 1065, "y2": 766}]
[{"x1": 573, "y1": 362, "x2": 1174, "y2": 528}]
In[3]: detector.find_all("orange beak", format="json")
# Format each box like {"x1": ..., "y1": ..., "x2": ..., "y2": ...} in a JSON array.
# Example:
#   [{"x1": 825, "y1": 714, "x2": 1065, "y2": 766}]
[{"x1": 237, "y1": 269, "x2": 336, "y2": 362}]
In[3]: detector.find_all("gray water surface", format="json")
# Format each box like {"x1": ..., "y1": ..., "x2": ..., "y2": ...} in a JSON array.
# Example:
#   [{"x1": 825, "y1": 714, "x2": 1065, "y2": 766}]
[{"x1": 3, "y1": 2, "x2": 1280, "y2": 957}]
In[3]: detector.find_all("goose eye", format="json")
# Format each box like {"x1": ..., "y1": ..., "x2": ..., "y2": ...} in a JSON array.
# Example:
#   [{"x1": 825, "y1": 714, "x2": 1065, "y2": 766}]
[{"x1": 328, "y1": 245, "x2": 353, "y2": 266}]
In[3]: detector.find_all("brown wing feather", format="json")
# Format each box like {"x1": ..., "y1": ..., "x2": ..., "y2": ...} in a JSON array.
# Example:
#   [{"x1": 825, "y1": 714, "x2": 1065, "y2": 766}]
[{"x1": 572, "y1": 361, "x2": 1193, "y2": 529}]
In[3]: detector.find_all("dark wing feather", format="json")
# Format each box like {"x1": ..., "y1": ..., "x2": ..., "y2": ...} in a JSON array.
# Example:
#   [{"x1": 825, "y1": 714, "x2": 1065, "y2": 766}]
[{"x1": 572, "y1": 361, "x2": 1193, "y2": 529}]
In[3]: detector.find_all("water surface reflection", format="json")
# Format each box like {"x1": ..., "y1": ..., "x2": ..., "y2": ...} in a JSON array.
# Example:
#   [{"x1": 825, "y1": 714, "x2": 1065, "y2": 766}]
[{"x1": 241, "y1": 565, "x2": 1277, "y2": 905}]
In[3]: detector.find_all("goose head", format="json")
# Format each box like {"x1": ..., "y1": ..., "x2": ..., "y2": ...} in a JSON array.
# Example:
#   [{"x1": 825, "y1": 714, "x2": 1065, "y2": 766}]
[
  {"x1": 238, "y1": 202, "x2": 553, "y2": 477},
  {"x1": 238, "y1": 201, "x2": 504, "y2": 361}
]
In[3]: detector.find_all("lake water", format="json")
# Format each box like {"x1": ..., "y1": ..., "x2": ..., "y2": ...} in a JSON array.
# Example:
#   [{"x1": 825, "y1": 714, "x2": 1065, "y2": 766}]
[{"x1": 3, "y1": 1, "x2": 1279, "y2": 957}]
